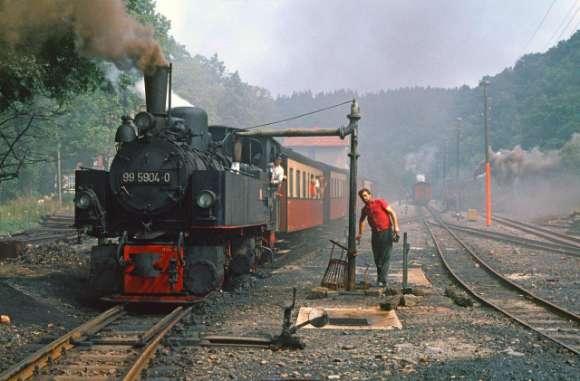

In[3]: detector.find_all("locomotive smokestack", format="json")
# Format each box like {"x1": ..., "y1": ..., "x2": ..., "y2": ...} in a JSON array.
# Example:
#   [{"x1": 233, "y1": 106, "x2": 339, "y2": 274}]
[{"x1": 144, "y1": 65, "x2": 170, "y2": 115}]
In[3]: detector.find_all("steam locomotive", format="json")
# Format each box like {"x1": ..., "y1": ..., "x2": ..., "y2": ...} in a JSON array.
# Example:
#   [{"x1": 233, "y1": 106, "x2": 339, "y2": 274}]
[{"x1": 75, "y1": 66, "x2": 282, "y2": 303}]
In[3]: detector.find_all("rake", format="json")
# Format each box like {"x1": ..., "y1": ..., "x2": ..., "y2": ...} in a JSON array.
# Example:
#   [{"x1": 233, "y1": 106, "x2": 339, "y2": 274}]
[{"x1": 320, "y1": 240, "x2": 348, "y2": 290}]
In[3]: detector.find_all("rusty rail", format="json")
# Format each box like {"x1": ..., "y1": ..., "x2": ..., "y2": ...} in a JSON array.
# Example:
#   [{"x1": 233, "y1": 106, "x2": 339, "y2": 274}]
[
  {"x1": 425, "y1": 208, "x2": 580, "y2": 355},
  {"x1": 0, "y1": 306, "x2": 125, "y2": 381}
]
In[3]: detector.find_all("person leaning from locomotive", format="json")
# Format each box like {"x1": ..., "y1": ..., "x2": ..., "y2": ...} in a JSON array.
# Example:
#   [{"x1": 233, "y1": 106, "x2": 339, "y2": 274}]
[
  {"x1": 355, "y1": 188, "x2": 400, "y2": 287},
  {"x1": 270, "y1": 156, "x2": 285, "y2": 194}
]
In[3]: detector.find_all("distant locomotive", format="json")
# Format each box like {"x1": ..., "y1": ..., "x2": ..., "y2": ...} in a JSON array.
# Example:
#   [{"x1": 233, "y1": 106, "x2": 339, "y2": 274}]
[
  {"x1": 75, "y1": 65, "x2": 368, "y2": 303},
  {"x1": 412, "y1": 174, "x2": 432, "y2": 205}
]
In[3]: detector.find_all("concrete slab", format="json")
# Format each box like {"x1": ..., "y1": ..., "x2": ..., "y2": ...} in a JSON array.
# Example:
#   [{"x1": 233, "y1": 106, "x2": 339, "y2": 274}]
[
  {"x1": 356, "y1": 266, "x2": 432, "y2": 287},
  {"x1": 389, "y1": 268, "x2": 432, "y2": 287},
  {"x1": 296, "y1": 306, "x2": 402, "y2": 330}
]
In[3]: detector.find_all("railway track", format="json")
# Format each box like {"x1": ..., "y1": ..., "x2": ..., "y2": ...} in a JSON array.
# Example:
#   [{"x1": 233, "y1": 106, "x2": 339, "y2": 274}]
[
  {"x1": 1, "y1": 214, "x2": 79, "y2": 245},
  {"x1": 424, "y1": 218, "x2": 580, "y2": 355},
  {"x1": 432, "y1": 221, "x2": 580, "y2": 258},
  {"x1": 494, "y1": 214, "x2": 580, "y2": 249},
  {"x1": 0, "y1": 305, "x2": 192, "y2": 381}
]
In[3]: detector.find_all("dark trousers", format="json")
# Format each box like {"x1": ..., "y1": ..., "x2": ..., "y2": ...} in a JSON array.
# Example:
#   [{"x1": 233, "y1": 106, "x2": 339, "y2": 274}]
[{"x1": 371, "y1": 229, "x2": 393, "y2": 283}]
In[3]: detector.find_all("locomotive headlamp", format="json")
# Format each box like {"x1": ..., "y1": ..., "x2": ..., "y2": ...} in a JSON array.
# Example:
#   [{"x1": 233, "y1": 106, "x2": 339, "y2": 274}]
[
  {"x1": 196, "y1": 190, "x2": 216, "y2": 208},
  {"x1": 75, "y1": 192, "x2": 92, "y2": 210},
  {"x1": 134, "y1": 111, "x2": 155, "y2": 133},
  {"x1": 115, "y1": 116, "x2": 137, "y2": 143}
]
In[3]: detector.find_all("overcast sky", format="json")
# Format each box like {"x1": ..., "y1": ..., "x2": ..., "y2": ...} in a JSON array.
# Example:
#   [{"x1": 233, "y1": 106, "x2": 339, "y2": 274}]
[{"x1": 157, "y1": 0, "x2": 579, "y2": 96}]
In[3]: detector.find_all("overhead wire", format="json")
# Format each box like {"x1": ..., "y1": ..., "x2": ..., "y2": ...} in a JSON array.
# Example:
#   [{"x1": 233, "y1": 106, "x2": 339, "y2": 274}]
[
  {"x1": 554, "y1": 6, "x2": 579, "y2": 43},
  {"x1": 524, "y1": 0, "x2": 559, "y2": 51},
  {"x1": 245, "y1": 99, "x2": 353, "y2": 129},
  {"x1": 546, "y1": 0, "x2": 578, "y2": 48}
]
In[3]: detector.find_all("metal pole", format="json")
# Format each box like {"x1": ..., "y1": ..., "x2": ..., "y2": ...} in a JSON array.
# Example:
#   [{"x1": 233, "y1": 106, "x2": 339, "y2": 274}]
[
  {"x1": 57, "y1": 143, "x2": 62, "y2": 209},
  {"x1": 402, "y1": 232, "x2": 410, "y2": 294},
  {"x1": 481, "y1": 80, "x2": 492, "y2": 226},
  {"x1": 235, "y1": 126, "x2": 353, "y2": 138},
  {"x1": 346, "y1": 100, "x2": 360, "y2": 290},
  {"x1": 443, "y1": 139, "x2": 447, "y2": 181},
  {"x1": 456, "y1": 119, "x2": 461, "y2": 180},
  {"x1": 456, "y1": 117, "x2": 462, "y2": 212}
]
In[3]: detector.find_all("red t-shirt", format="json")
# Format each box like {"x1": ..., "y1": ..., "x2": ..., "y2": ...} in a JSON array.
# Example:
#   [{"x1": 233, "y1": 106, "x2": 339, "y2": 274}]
[{"x1": 361, "y1": 199, "x2": 391, "y2": 231}]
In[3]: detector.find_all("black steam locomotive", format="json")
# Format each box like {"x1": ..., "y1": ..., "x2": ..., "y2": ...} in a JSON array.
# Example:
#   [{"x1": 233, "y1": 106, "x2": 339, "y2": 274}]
[{"x1": 75, "y1": 66, "x2": 280, "y2": 303}]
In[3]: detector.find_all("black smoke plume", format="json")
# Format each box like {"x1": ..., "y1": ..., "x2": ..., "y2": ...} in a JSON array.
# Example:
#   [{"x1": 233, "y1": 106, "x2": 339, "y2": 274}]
[{"x1": 0, "y1": 0, "x2": 167, "y2": 74}]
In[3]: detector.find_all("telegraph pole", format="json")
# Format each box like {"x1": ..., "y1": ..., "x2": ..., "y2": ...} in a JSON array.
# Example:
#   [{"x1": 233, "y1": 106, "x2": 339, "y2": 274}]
[
  {"x1": 57, "y1": 142, "x2": 62, "y2": 209},
  {"x1": 481, "y1": 80, "x2": 492, "y2": 226},
  {"x1": 442, "y1": 138, "x2": 448, "y2": 181},
  {"x1": 456, "y1": 117, "x2": 462, "y2": 180},
  {"x1": 456, "y1": 117, "x2": 462, "y2": 211}
]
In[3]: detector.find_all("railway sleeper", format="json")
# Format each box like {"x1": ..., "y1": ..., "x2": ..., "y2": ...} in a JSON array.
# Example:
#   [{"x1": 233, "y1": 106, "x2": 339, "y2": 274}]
[
  {"x1": 41, "y1": 363, "x2": 131, "y2": 375},
  {"x1": 527, "y1": 319, "x2": 574, "y2": 325},
  {"x1": 35, "y1": 377, "x2": 112, "y2": 381},
  {"x1": 536, "y1": 327, "x2": 579, "y2": 333},
  {"x1": 58, "y1": 353, "x2": 130, "y2": 362},
  {"x1": 549, "y1": 333, "x2": 580, "y2": 342}
]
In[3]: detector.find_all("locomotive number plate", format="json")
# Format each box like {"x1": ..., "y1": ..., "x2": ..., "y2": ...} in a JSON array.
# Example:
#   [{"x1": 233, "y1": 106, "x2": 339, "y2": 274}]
[{"x1": 121, "y1": 171, "x2": 171, "y2": 184}]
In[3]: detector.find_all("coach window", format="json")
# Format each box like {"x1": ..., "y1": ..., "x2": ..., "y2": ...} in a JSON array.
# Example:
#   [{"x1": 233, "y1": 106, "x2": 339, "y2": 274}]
[
  {"x1": 331, "y1": 178, "x2": 335, "y2": 198},
  {"x1": 302, "y1": 172, "x2": 308, "y2": 198},
  {"x1": 302, "y1": 171, "x2": 308, "y2": 200},
  {"x1": 289, "y1": 168, "x2": 294, "y2": 198},
  {"x1": 331, "y1": 178, "x2": 334, "y2": 198},
  {"x1": 296, "y1": 170, "x2": 301, "y2": 199}
]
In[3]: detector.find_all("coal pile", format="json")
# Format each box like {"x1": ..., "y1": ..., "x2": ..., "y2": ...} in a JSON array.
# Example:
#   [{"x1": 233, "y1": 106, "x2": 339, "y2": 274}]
[{"x1": 7, "y1": 242, "x2": 90, "y2": 269}]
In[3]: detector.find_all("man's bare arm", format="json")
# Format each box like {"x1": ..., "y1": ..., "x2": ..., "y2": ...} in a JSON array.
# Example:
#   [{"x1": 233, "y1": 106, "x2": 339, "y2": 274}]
[
  {"x1": 386, "y1": 205, "x2": 400, "y2": 233},
  {"x1": 356, "y1": 215, "x2": 366, "y2": 240}
]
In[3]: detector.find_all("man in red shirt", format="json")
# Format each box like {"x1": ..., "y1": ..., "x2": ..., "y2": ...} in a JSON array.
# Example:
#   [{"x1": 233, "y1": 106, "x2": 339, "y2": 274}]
[{"x1": 356, "y1": 188, "x2": 400, "y2": 287}]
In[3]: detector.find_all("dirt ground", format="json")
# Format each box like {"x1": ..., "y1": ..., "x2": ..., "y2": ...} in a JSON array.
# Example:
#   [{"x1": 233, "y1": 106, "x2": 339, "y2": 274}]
[{"x1": 0, "y1": 208, "x2": 578, "y2": 380}]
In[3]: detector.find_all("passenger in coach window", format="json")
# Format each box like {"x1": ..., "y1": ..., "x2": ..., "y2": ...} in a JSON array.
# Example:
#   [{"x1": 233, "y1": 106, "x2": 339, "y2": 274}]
[
  {"x1": 309, "y1": 175, "x2": 317, "y2": 199},
  {"x1": 355, "y1": 188, "x2": 400, "y2": 288},
  {"x1": 314, "y1": 176, "x2": 321, "y2": 199}
]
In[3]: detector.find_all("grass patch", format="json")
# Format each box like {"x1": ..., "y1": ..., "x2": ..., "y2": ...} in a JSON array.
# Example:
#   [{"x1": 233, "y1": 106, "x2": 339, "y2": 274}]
[{"x1": 0, "y1": 196, "x2": 72, "y2": 235}]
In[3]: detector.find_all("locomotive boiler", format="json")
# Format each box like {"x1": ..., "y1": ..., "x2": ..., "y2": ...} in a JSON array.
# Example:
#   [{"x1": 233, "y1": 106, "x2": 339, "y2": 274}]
[{"x1": 75, "y1": 65, "x2": 279, "y2": 303}]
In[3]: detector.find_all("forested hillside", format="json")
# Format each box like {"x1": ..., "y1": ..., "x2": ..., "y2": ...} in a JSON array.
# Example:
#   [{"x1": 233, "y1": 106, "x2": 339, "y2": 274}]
[{"x1": 265, "y1": 31, "x2": 580, "y2": 196}]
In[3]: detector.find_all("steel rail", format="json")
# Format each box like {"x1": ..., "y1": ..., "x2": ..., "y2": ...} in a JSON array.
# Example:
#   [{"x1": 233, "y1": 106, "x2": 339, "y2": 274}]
[
  {"x1": 0, "y1": 305, "x2": 125, "y2": 381},
  {"x1": 494, "y1": 214, "x2": 580, "y2": 248},
  {"x1": 122, "y1": 306, "x2": 192, "y2": 381},
  {"x1": 424, "y1": 218, "x2": 579, "y2": 355},
  {"x1": 431, "y1": 221, "x2": 580, "y2": 257}
]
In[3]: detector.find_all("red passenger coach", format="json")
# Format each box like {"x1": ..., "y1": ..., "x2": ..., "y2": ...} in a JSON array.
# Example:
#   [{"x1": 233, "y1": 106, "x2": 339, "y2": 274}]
[
  {"x1": 329, "y1": 170, "x2": 348, "y2": 221},
  {"x1": 277, "y1": 147, "x2": 367, "y2": 233},
  {"x1": 281, "y1": 155, "x2": 325, "y2": 232}
]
